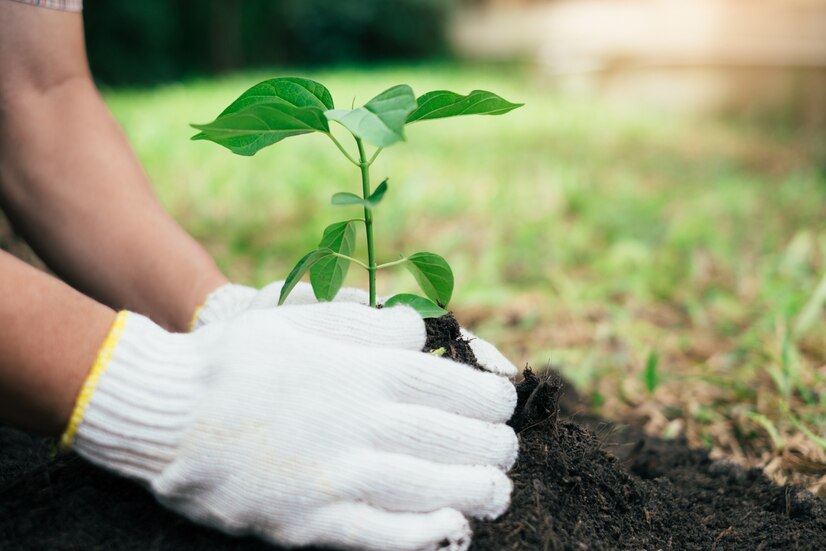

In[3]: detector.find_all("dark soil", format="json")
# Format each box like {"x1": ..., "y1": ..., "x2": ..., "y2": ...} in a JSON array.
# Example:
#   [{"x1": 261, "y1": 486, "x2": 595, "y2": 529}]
[
  {"x1": 470, "y1": 369, "x2": 826, "y2": 550},
  {"x1": 1, "y1": 313, "x2": 824, "y2": 549},
  {"x1": 423, "y1": 312, "x2": 479, "y2": 368}
]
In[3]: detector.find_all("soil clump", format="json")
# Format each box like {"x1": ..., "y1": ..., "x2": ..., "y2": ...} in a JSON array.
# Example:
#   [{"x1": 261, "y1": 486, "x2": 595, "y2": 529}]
[
  {"x1": 1, "y1": 314, "x2": 824, "y2": 549},
  {"x1": 423, "y1": 312, "x2": 479, "y2": 368}
]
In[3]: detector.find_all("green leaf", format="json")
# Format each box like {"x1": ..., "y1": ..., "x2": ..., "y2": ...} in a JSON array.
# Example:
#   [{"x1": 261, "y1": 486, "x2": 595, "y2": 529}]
[
  {"x1": 405, "y1": 252, "x2": 454, "y2": 307},
  {"x1": 325, "y1": 85, "x2": 417, "y2": 147},
  {"x1": 368, "y1": 179, "x2": 388, "y2": 206},
  {"x1": 331, "y1": 179, "x2": 388, "y2": 209},
  {"x1": 191, "y1": 103, "x2": 329, "y2": 156},
  {"x1": 190, "y1": 77, "x2": 333, "y2": 155},
  {"x1": 310, "y1": 221, "x2": 358, "y2": 301},
  {"x1": 407, "y1": 89, "x2": 523, "y2": 123},
  {"x1": 215, "y1": 77, "x2": 334, "y2": 116},
  {"x1": 643, "y1": 350, "x2": 660, "y2": 394},
  {"x1": 331, "y1": 192, "x2": 365, "y2": 207},
  {"x1": 279, "y1": 248, "x2": 334, "y2": 305},
  {"x1": 384, "y1": 293, "x2": 448, "y2": 319}
]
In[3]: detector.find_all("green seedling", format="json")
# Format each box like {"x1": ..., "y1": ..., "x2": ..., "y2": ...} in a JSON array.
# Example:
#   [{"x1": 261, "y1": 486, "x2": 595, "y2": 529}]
[
  {"x1": 191, "y1": 77, "x2": 521, "y2": 317},
  {"x1": 643, "y1": 350, "x2": 660, "y2": 395}
]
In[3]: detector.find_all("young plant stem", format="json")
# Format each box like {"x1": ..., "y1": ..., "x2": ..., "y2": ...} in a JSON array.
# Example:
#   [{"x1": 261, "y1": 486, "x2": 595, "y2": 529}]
[
  {"x1": 327, "y1": 134, "x2": 359, "y2": 166},
  {"x1": 367, "y1": 147, "x2": 383, "y2": 166},
  {"x1": 332, "y1": 252, "x2": 369, "y2": 271},
  {"x1": 356, "y1": 137, "x2": 377, "y2": 306}
]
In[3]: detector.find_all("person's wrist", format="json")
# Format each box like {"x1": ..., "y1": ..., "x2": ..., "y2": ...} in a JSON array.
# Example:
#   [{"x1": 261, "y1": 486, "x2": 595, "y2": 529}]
[
  {"x1": 177, "y1": 270, "x2": 230, "y2": 332},
  {"x1": 42, "y1": 304, "x2": 118, "y2": 436}
]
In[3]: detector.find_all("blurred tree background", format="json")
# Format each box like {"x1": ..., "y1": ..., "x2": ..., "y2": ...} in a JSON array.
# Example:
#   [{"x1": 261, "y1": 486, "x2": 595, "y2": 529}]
[{"x1": 82, "y1": 0, "x2": 454, "y2": 85}]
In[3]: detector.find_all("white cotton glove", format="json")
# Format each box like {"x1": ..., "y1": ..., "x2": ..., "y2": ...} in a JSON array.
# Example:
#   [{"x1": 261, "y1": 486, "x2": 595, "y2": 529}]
[
  {"x1": 194, "y1": 282, "x2": 518, "y2": 377},
  {"x1": 64, "y1": 303, "x2": 518, "y2": 551}
]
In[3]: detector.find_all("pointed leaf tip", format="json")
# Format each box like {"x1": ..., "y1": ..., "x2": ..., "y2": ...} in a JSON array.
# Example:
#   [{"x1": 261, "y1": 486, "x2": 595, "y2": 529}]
[
  {"x1": 280, "y1": 248, "x2": 335, "y2": 305},
  {"x1": 407, "y1": 89, "x2": 522, "y2": 123},
  {"x1": 190, "y1": 77, "x2": 334, "y2": 155},
  {"x1": 368, "y1": 179, "x2": 388, "y2": 206}
]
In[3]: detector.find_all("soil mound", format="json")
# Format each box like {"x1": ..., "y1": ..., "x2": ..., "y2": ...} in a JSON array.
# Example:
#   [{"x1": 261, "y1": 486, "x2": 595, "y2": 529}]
[
  {"x1": 471, "y1": 368, "x2": 826, "y2": 550},
  {"x1": 1, "y1": 315, "x2": 824, "y2": 549}
]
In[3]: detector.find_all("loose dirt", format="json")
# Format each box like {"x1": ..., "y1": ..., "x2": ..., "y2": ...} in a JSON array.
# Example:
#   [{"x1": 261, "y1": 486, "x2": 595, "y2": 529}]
[
  {"x1": 1, "y1": 314, "x2": 823, "y2": 549},
  {"x1": 471, "y1": 368, "x2": 826, "y2": 550}
]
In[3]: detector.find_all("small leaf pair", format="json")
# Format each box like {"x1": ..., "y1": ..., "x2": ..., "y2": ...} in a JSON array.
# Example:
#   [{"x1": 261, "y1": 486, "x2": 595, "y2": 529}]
[
  {"x1": 383, "y1": 252, "x2": 453, "y2": 318},
  {"x1": 332, "y1": 179, "x2": 388, "y2": 210},
  {"x1": 277, "y1": 221, "x2": 358, "y2": 306}
]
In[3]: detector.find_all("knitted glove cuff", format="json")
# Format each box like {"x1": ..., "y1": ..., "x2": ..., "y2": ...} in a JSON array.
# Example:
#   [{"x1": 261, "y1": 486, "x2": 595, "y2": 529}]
[
  {"x1": 67, "y1": 312, "x2": 200, "y2": 482},
  {"x1": 191, "y1": 283, "x2": 257, "y2": 330}
]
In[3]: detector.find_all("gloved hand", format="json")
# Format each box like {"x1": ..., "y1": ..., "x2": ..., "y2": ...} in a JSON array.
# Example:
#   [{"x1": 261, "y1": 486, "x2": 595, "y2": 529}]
[
  {"x1": 193, "y1": 282, "x2": 518, "y2": 377},
  {"x1": 64, "y1": 303, "x2": 518, "y2": 551}
]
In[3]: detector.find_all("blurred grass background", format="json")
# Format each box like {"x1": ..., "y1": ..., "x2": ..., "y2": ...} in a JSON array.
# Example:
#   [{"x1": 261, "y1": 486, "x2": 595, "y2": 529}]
[{"x1": 105, "y1": 60, "x2": 826, "y2": 493}]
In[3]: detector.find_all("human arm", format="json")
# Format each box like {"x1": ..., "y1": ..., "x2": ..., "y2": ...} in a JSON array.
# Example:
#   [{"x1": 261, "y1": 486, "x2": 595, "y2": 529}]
[
  {"x1": 0, "y1": 248, "x2": 115, "y2": 433},
  {"x1": 0, "y1": 1, "x2": 227, "y2": 331}
]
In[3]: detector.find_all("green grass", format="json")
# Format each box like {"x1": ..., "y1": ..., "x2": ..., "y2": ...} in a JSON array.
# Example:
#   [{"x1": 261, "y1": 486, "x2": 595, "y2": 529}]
[{"x1": 105, "y1": 62, "x2": 826, "y2": 493}]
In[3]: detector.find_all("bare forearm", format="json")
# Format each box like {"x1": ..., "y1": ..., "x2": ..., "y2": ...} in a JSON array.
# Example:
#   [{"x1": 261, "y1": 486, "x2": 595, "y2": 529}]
[
  {"x1": 0, "y1": 78, "x2": 226, "y2": 330},
  {"x1": 0, "y1": 249, "x2": 115, "y2": 434},
  {"x1": 0, "y1": 2, "x2": 227, "y2": 331}
]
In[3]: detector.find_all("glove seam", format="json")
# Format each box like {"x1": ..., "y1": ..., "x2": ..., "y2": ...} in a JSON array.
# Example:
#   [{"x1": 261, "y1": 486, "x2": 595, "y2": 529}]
[{"x1": 60, "y1": 310, "x2": 128, "y2": 451}]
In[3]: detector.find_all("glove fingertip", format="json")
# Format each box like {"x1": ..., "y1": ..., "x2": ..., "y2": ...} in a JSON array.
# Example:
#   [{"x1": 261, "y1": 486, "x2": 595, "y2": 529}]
[
  {"x1": 466, "y1": 337, "x2": 518, "y2": 378},
  {"x1": 293, "y1": 503, "x2": 472, "y2": 551},
  {"x1": 471, "y1": 467, "x2": 513, "y2": 521}
]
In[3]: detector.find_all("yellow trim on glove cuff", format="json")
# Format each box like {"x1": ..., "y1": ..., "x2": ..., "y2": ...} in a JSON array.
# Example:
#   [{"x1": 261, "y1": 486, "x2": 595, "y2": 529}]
[
  {"x1": 189, "y1": 305, "x2": 204, "y2": 332},
  {"x1": 59, "y1": 310, "x2": 128, "y2": 450}
]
